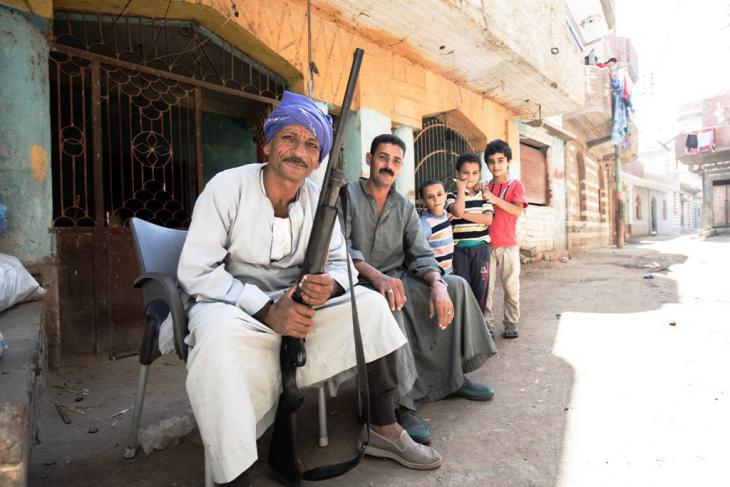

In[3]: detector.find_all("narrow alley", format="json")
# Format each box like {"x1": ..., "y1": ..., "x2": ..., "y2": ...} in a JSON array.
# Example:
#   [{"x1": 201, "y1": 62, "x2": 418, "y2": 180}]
[{"x1": 27, "y1": 234, "x2": 730, "y2": 487}]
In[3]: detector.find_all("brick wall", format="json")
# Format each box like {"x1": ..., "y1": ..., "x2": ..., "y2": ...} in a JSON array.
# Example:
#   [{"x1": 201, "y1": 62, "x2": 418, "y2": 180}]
[
  {"x1": 516, "y1": 125, "x2": 568, "y2": 257},
  {"x1": 518, "y1": 205, "x2": 562, "y2": 253},
  {"x1": 565, "y1": 142, "x2": 611, "y2": 251}
]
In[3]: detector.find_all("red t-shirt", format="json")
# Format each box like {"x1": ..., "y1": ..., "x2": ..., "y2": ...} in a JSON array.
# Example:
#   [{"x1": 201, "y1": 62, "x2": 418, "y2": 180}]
[{"x1": 487, "y1": 179, "x2": 528, "y2": 248}]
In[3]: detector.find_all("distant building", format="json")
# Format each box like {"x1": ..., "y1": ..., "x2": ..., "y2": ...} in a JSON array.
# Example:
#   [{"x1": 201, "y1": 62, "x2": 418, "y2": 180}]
[
  {"x1": 675, "y1": 94, "x2": 730, "y2": 229},
  {"x1": 624, "y1": 148, "x2": 701, "y2": 238},
  {"x1": 522, "y1": 0, "x2": 641, "y2": 254}
]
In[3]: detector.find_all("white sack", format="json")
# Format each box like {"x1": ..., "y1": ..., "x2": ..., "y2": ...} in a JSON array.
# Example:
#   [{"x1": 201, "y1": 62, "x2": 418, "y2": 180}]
[{"x1": 0, "y1": 253, "x2": 46, "y2": 313}]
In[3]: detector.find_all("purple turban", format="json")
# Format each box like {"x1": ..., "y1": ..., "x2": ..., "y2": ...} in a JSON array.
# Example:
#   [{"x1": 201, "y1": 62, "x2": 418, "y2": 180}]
[{"x1": 263, "y1": 91, "x2": 334, "y2": 161}]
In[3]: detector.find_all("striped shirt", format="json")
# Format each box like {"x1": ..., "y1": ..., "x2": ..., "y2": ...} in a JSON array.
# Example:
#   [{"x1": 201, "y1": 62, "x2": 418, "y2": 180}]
[
  {"x1": 446, "y1": 191, "x2": 494, "y2": 247},
  {"x1": 419, "y1": 211, "x2": 454, "y2": 273}
]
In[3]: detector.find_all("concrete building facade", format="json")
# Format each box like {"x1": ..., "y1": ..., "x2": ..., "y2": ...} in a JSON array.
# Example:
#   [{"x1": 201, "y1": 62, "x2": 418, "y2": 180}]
[
  {"x1": 623, "y1": 148, "x2": 702, "y2": 238},
  {"x1": 558, "y1": 0, "x2": 640, "y2": 253},
  {"x1": 676, "y1": 94, "x2": 730, "y2": 230},
  {"x1": 509, "y1": 0, "x2": 642, "y2": 259},
  {"x1": 515, "y1": 121, "x2": 571, "y2": 260},
  {"x1": 0, "y1": 0, "x2": 586, "y2": 358},
  {"x1": 622, "y1": 170, "x2": 681, "y2": 238}
]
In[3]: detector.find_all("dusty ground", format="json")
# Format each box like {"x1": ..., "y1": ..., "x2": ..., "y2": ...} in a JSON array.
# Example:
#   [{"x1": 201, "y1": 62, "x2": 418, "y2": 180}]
[{"x1": 28, "y1": 234, "x2": 730, "y2": 487}]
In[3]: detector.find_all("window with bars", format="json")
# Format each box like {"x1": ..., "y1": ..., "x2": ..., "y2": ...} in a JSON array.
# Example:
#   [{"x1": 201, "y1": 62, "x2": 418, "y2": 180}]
[
  {"x1": 414, "y1": 117, "x2": 475, "y2": 199},
  {"x1": 49, "y1": 11, "x2": 286, "y2": 228}
]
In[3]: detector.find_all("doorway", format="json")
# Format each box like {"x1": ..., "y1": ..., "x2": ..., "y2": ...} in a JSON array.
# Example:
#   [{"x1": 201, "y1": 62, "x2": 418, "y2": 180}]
[
  {"x1": 712, "y1": 183, "x2": 730, "y2": 227},
  {"x1": 49, "y1": 11, "x2": 286, "y2": 355}
]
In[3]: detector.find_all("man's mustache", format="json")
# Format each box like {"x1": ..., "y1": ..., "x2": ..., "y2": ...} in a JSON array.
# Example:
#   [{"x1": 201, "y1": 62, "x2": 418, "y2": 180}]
[
  {"x1": 283, "y1": 156, "x2": 308, "y2": 167},
  {"x1": 379, "y1": 168, "x2": 394, "y2": 176}
]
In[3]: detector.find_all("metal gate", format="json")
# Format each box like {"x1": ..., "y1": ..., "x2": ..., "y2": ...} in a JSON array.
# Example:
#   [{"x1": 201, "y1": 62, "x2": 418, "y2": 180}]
[
  {"x1": 49, "y1": 11, "x2": 286, "y2": 355},
  {"x1": 414, "y1": 117, "x2": 474, "y2": 198}
]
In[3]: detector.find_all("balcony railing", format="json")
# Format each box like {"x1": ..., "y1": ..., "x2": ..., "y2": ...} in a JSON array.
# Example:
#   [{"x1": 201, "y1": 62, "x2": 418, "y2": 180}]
[
  {"x1": 564, "y1": 65, "x2": 612, "y2": 140},
  {"x1": 676, "y1": 125, "x2": 730, "y2": 165}
]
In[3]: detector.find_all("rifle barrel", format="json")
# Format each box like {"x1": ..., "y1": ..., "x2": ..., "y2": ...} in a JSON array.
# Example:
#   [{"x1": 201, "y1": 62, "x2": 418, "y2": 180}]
[{"x1": 316, "y1": 48, "x2": 364, "y2": 208}]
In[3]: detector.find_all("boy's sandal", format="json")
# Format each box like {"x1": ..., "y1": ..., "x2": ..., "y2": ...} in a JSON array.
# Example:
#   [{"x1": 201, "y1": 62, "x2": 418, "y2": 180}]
[{"x1": 502, "y1": 324, "x2": 519, "y2": 338}]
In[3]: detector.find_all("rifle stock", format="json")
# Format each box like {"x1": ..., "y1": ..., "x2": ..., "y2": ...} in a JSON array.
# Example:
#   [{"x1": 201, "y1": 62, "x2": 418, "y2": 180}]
[{"x1": 268, "y1": 48, "x2": 364, "y2": 486}]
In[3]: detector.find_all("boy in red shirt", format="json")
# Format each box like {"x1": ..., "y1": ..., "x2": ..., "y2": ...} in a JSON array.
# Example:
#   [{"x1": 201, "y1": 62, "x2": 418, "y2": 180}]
[{"x1": 482, "y1": 140, "x2": 528, "y2": 338}]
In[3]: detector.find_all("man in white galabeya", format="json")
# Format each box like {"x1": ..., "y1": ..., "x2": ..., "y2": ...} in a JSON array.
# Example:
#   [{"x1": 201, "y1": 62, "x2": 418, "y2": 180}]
[{"x1": 177, "y1": 91, "x2": 441, "y2": 486}]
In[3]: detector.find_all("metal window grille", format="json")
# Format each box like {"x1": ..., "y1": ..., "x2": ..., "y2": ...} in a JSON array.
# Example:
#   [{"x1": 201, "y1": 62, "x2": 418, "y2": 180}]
[
  {"x1": 414, "y1": 117, "x2": 474, "y2": 204},
  {"x1": 49, "y1": 11, "x2": 286, "y2": 228}
]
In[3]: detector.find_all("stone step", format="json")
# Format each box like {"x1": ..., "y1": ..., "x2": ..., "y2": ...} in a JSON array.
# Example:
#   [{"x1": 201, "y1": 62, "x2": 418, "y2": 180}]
[{"x1": 0, "y1": 301, "x2": 45, "y2": 487}]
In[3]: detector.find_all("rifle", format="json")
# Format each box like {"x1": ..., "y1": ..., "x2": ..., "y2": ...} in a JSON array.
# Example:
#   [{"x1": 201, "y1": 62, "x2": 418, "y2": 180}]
[{"x1": 268, "y1": 48, "x2": 366, "y2": 486}]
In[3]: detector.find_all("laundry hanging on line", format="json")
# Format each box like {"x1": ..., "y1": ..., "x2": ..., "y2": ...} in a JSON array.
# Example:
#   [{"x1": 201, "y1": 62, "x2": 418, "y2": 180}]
[
  {"x1": 685, "y1": 128, "x2": 715, "y2": 154},
  {"x1": 610, "y1": 73, "x2": 633, "y2": 147}
]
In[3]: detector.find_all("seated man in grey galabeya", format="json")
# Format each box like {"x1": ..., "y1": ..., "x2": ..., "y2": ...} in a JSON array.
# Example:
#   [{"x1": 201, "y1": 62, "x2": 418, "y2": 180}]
[
  {"x1": 339, "y1": 133, "x2": 498, "y2": 445},
  {"x1": 177, "y1": 93, "x2": 441, "y2": 487}
]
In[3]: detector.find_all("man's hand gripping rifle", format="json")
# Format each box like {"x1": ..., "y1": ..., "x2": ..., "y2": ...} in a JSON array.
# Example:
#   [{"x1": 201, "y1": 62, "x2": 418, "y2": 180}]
[{"x1": 268, "y1": 48, "x2": 366, "y2": 486}]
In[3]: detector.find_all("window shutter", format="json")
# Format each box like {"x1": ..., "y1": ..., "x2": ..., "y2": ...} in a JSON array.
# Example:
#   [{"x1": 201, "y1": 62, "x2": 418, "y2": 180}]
[{"x1": 519, "y1": 143, "x2": 547, "y2": 205}]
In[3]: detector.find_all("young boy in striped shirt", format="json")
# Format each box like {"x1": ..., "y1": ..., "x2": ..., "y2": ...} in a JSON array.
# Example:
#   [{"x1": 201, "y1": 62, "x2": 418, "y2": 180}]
[
  {"x1": 419, "y1": 178, "x2": 461, "y2": 274},
  {"x1": 445, "y1": 153, "x2": 494, "y2": 317}
]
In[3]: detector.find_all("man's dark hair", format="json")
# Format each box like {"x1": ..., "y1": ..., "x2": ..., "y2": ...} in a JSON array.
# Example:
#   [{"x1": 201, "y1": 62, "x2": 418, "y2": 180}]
[
  {"x1": 484, "y1": 139, "x2": 513, "y2": 162},
  {"x1": 418, "y1": 178, "x2": 444, "y2": 199},
  {"x1": 455, "y1": 152, "x2": 482, "y2": 172},
  {"x1": 370, "y1": 134, "x2": 406, "y2": 156}
]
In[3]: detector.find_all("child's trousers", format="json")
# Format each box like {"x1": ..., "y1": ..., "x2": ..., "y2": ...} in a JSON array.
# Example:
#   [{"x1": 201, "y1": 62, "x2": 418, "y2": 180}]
[
  {"x1": 484, "y1": 246, "x2": 520, "y2": 326},
  {"x1": 452, "y1": 243, "x2": 490, "y2": 312}
]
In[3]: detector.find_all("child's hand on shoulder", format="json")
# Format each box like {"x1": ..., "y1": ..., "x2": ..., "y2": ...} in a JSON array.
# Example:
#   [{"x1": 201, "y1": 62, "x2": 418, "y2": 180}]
[
  {"x1": 453, "y1": 178, "x2": 467, "y2": 194},
  {"x1": 474, "y1": 182, "x2": 492, "y2": 200},
  {"x1": 481, "y1": 187, "x2": 498, "y2": 203}
]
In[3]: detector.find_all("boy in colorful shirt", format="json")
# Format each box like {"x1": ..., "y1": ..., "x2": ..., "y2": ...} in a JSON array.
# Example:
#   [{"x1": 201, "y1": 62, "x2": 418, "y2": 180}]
[
  {"x1": 419, "y1": 178, "x2": 462, "y2": 274},
  {"x1": 482, "y1": 139, "x2": 528, "y2": 338},
  {"x1": 445, "y1": 153, "x2": 494, "y2": 314}
]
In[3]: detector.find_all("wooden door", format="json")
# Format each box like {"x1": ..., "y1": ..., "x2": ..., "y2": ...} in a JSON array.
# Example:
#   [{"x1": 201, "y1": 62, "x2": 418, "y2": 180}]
[{"x1": 713, "y1": 185, "x2": 729, "y2": 227}]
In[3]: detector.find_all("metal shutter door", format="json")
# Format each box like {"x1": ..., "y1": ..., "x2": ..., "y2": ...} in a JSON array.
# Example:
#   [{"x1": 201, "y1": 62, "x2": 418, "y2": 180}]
[{"x1": 519, "y1": 143, "x2": 547, "y2": 205}]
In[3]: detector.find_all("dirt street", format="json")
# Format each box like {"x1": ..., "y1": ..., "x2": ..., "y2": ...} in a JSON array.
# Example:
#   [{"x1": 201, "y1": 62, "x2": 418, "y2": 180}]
[{"x1": 28, "y1": 234, "x2": 730, "y2": 487}]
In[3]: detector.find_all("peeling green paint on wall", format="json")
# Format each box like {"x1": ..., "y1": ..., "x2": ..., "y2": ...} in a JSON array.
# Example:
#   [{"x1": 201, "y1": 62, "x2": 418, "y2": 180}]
[{"x1": 0, "y1": 5, "x2": 52, "y2": 264}]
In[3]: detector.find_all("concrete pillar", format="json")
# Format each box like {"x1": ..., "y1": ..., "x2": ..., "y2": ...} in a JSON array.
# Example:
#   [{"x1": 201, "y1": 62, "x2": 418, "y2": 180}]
[
  {"x1": 506, "y1": 119, "x2": 522, "y2": 181},
  {"x1": 341, "y1": 108, "x2": 391, "y2": 183},
  {"x1": 393, "y1": 125, "x2": 416, "y2": 201},
  {"x1": 548, "y1": 138, "x2": 567, "y2": 250},
  {"x1": 702, "y1": 173, "x2": 714, "y2": 228},
  {"x1": 0, "y1": 6, "x2": 52, "y2": 264}
]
